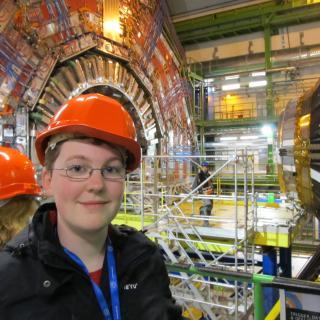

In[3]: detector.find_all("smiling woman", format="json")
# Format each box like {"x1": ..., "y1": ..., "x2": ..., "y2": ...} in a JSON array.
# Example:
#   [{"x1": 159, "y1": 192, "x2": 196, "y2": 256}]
[
  {"x1": 0, "y1": 94, "x2": 184, "y2": 320},
  {"x1": 43, "y1": 140, "x2": 126, "y2": 243}
]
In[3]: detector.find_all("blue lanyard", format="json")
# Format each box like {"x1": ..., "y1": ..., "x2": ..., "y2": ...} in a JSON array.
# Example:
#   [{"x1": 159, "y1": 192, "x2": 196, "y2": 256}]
[{"x1": 64, "y1": 240, "x2": 121, "y2": 320}]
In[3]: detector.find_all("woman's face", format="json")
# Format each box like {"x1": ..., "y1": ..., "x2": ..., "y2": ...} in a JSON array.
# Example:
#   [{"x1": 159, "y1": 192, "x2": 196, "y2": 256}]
[{"x1": 42, "y1": 140, "x2": 125, "y2": 237}]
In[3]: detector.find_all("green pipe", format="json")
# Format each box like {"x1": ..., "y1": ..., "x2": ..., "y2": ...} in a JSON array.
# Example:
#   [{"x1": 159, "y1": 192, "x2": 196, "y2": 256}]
[
  {"x1": 253, "y1": 274, "x2": 274, "y2": 320},
  {"x1": 203, "y1": 63, "x2": 264, "y2": 78},
  {"x1": 267, "y1": 143, "x2": 275, "y2": 175},
  {"x1": 188, "y1": 71, "x2": 203, "y2": 82},
  {"x1": 253, "y1": 281, "x2": 264, "y2": 320},
  {"x1": 199, "y1": 56, "x2": 315, "y2": 78},
  {"x1": 195, "y1": 117, "x2": 278, "y2": 128},
  {"x1": 264, "y1": 25, "x2": 274, "y2": 119},
  {"x1": 166, "y1": 263, "x2": 252, "y2": 283}
]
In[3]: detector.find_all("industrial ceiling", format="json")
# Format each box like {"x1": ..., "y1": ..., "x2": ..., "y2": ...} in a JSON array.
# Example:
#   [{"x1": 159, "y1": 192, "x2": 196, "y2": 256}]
[{"x1": 167, "y1": 0, "x2": 320, "y2": 46}]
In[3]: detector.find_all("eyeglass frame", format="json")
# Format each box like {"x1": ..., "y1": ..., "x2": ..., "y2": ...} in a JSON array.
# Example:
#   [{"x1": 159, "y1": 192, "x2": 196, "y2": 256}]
[{"x1": 50, "y1": 165, "x2": 127, "y2": 181}]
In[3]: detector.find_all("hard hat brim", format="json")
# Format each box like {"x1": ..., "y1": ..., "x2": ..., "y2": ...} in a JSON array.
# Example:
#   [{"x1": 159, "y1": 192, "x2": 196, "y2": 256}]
[{"x1": 36, "y1": 124, "x2": 141, "y2": 172}]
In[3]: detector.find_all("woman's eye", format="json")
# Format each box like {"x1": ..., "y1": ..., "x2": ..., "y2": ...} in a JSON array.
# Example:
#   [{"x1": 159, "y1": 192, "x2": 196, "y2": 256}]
[
  {"x1": 68, "y1": 165, "x2": 87, "y2": 173},
  {"x1": 104, "y1": 166, "x2": 118, "y2": 173},
  {"x1": 101, "y1": 166, "x2": 125, "y2": 177}
]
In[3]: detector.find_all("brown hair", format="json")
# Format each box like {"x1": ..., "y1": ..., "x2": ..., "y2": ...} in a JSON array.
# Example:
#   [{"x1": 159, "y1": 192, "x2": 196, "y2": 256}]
[
  {"x1": 44, "y1": 137, "x2": 127, "y2": 170},
  {"x1": 0, "y1": 197, "x2": 39, "y2": 249}
]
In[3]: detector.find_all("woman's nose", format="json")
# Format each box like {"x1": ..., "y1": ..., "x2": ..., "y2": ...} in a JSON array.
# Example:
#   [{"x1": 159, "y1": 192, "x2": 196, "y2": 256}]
[{"x1": 86, "y1": 169, "x2": 105, "y2": 191}]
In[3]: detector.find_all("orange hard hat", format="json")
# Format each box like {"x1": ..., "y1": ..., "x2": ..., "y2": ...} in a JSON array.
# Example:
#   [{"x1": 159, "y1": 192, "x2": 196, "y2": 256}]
[
  {"x1": 35, "y1": 93, "x2": 141, "y2": 171},
  {"x1": 0, "y1": 146, "x2": 41, "y2": 201}
]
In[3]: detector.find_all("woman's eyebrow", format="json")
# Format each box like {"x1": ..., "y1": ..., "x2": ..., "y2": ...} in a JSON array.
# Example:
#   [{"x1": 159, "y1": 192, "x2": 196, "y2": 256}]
[
  {"x1": 64, "y1": 155, "x2": 89, "y2": 162},
  {"x1": 102, "y1": 157, "x2": 124, "y2": 165},
  {"x1": 64, "y1": 155, "x2": 124, "y2": 165}
]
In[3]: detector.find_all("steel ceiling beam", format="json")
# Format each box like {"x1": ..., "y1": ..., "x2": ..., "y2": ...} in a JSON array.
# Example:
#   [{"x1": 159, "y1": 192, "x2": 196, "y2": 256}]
[
  {"x1": 195, "y1": 117, "x2": 278, "y2": 129},
  {"x1": 174, "y1": 1, "x2": 320, "y2": 46}
]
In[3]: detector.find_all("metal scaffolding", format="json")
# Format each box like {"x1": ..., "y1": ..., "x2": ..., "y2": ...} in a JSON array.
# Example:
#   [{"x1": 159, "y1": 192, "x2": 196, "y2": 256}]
[{"x1": 120, "y1": 150, "x2": 257, "y2": 319}]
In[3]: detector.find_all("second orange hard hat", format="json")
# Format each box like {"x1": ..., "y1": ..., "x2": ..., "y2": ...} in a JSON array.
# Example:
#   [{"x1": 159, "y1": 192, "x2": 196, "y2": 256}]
[
  {"x1": 0, "y1": 146, "x2": 41, "y2": 201},
  {"x1": 35, "y1": 94, "x2": 141, "y2": 171}
]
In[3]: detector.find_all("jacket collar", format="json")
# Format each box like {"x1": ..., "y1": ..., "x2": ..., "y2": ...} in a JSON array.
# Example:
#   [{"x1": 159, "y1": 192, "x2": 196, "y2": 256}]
[{"x1": 6, "y1": 202, "x2": 156, "y2": 276}]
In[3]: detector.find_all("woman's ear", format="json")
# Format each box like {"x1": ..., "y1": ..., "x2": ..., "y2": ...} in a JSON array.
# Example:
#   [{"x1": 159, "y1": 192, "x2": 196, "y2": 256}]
[{"x1": 41, "y1": 168, "x2": 53, "y2": 197}]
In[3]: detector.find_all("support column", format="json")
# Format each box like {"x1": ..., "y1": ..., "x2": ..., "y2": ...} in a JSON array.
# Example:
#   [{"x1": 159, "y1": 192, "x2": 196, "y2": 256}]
[
  {"x1": 279, "y1": 247, "x2": 292, "y2": 278},
  {"x1": 262, "y1": 246, "x2": 279, "y2": 316},
  {"x1": 267, "y1": 143, "x2": 275, "y2": 175},
  {"x1": 264, "y1": 25, "x2": 274, "y2": 119},
  {"x1": 264, "y1": 25, "x2": 275, "y2": 175},
  {"x1": 200, "y1": 125, "x2": 205, "y2": 156},
  {"x1": 200, "y1": 83, "x2": 205, "y2": 156}
]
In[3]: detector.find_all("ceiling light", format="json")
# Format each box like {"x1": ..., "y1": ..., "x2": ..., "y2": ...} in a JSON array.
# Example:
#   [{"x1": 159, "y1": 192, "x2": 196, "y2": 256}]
[
  {"x1": 222, "y1": 83, "x2": 240, "y2": 91},
  {"x1": 249, "y1": 80, "x2": 267, "y2": 88},
  {"x1": 225, "y1": 75, "x2": 239, "y2": 80},
  {"x1": 310, "y1": 50, "x2": 320, "y2": 57},
  {"x1": 220, "y1": 136, "x2": 238, "y2": 141},
  {"x1": 251, "y1": 71, "x2": 266, "y2": 77},
  {"x1": 261, "y1": 125, "x2": 273, "y2": 137},
  {"x1": 236, "y1": 142, "x2": 253, "y2": 146},
  {"x1": 240, "y1": 135, "x2": 259, "y2": 140}
]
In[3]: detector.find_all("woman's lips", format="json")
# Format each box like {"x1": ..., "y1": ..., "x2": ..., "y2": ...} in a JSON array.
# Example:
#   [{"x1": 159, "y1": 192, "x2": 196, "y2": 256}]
[{"x1": 79, "y1": 201, "x2": 108, "y2": 209}]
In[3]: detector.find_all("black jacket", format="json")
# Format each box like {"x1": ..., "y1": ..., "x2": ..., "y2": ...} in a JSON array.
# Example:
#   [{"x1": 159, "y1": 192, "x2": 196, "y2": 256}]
[
  {"x1": 0, "y1": 203, "x2": 182, "y2": 320},
  {"x1": 192, "y1": 170, "x2": 211, "y2": 192}
]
